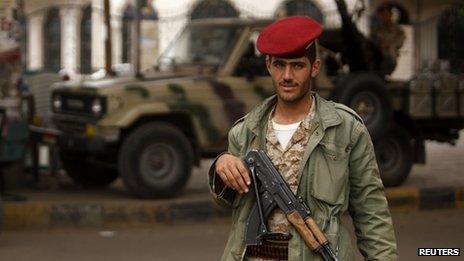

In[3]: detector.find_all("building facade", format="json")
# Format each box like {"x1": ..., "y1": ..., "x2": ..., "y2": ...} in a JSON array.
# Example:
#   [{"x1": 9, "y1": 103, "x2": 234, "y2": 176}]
[
  {"x1": 18, "y1": 0, "x2": 463, "y2": 77},
  {"x1": 24, "y1": 0, "x2": 159, "y2": 75}
]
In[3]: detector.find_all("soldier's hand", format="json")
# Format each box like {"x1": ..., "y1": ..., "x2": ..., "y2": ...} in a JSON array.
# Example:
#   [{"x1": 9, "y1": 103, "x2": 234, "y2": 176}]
[{"x1": 215, "y1": 154, "x2": 251, "y2": 194}]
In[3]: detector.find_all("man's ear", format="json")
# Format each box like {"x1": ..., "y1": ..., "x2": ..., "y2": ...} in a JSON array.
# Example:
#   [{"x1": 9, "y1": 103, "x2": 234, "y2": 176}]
[{"x1": 311, "y1": 58, "x2": 321, "y2": 77}]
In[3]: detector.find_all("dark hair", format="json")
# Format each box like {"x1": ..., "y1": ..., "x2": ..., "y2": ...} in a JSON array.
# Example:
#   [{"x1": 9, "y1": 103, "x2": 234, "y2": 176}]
[{"x1": 266, "y1": 41, "x2": 318, "y2": 63}]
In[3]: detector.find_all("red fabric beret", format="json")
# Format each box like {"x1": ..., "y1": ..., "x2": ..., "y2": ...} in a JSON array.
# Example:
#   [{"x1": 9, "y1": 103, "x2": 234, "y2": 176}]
[{"x1": 257, "y1": 16, "x2": 323, "y2": 58}]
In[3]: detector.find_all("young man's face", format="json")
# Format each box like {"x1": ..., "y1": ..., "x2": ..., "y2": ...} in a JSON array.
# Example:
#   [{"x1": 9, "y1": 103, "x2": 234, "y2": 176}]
[{"x1": 266, "y1": 55, "x2": 321, "y2": 103}]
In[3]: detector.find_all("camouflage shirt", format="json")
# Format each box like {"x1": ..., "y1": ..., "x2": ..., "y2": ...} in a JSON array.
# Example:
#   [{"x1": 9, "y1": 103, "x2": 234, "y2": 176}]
[
  {"x1": 246, "y1": 97, "x2": 318, "y2": 261},
  {"x1": 266, "y1": 96, "x2": 317, "y2": 234}
]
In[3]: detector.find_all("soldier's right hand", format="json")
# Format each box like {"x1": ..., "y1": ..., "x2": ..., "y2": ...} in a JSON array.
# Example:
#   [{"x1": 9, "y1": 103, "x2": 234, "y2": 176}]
[{"x1": 215, "y1": 153, "x2": 251, "y2": 194}]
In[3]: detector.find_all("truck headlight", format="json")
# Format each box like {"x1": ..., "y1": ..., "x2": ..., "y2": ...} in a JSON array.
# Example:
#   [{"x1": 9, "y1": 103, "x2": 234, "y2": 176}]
[
  {"x1": 92, "y1": 98, "x2": 103, "y2": 115},
  {"x1": 53, "y1": 95, "x2": 62, "y2": 111}
]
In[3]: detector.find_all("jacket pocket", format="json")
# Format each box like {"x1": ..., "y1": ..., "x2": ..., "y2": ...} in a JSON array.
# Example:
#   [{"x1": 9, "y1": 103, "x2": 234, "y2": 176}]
[{"x1": 311, "y1": 142, "x2": 349, "y2": 205}]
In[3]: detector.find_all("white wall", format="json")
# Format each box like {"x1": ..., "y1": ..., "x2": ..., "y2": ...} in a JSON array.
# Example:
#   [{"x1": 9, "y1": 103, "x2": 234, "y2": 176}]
[{"x1": 27, "y1": 13, "x2": 44, "y2": 70}]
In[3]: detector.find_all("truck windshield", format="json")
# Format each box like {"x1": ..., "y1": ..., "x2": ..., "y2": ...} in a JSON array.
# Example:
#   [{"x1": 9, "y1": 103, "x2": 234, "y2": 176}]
[{"x1": 158, "y1": 24, "x2": 242, "y2": 69}]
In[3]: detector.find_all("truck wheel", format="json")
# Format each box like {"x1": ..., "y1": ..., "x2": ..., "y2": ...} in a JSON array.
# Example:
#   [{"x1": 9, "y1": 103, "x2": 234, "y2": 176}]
[
  {"x1": 118, "y1": 122, "x2": 193, "y2": 198},
  {"x1": 374, "y1": 125, "x2": 413, "y2": 187},
  {"x1": 332, "y1": 73, "x2": 393, "y2": 141},
  {"x1": 61, "y1": 152, "x2": 118, "y2": 187}
]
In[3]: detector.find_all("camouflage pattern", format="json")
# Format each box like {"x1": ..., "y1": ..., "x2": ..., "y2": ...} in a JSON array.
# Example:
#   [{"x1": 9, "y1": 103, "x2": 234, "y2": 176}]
[
  {"x1": 246, "y1": 97, "x2": 317, "y2": 261},
  {"x1": 54, "y1": 73, "x2": 274, "y2": 148},
  {"x1": 265, "y1": 97, "x2": 317, "y2": 234}
]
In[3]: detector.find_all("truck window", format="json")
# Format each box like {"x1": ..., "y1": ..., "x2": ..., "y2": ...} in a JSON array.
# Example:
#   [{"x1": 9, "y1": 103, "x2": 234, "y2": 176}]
[{"x1": 158, "y1": 25, "x2": 242, "y2": 69}]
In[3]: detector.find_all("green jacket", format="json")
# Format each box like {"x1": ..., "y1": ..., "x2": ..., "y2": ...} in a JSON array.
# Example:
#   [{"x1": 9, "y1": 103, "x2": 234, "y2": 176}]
[{"x1": 208, "y1": 93, "x2": 398, "y2": 261}]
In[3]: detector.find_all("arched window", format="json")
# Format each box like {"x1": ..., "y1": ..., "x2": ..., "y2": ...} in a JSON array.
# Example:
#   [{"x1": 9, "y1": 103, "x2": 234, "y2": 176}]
[
  {"x1": 80, "y1": 5, "x2": 92, "y2": 74},
  {"x1": 276, "y1": 0, "x2": 323, "y2": 23},
  {"x1": 190, "y1": 0, "x2": 239, "y2": 20},
  {"x1": 438, "y1": 5, "x2": 464, "y2": 74},
  {"x1": 122, "y1": 5, "x2": 135, "y2": 63},
  {"x1": 43, "y1": 7, "x2": 61, "y2": 72}
]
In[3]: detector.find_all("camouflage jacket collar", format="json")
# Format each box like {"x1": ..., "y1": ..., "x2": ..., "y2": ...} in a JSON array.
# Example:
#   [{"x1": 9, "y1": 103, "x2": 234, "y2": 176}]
[{"x1": 244, "y1": 92, "x2": 342, "y2": 136}]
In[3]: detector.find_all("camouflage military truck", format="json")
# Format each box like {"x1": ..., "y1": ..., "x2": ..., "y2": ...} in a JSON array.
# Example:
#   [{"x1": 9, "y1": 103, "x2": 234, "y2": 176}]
[{"x1": 48, "y1": 17, "x2": 464, "y2": 198}]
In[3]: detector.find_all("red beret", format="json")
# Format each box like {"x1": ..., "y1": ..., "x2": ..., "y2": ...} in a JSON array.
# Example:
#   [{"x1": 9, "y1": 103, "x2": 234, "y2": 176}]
[{"x1": 257, "y1": 16, "x2": 323, "y2": 58}]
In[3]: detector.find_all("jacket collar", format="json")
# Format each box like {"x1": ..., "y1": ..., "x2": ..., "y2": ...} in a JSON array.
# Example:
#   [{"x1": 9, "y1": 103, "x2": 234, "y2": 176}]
[{"x1": 244, "y1": 92, "x2": 342, "y2": 136}]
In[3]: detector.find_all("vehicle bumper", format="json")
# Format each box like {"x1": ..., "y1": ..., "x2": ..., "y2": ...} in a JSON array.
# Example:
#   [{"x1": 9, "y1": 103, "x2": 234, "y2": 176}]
[
  {"x1": 29, "y1": 125, "x2": 107, "y2": 154},
  {"x1": 58, "y1": 134, "x2": 107, "y2": 153}
]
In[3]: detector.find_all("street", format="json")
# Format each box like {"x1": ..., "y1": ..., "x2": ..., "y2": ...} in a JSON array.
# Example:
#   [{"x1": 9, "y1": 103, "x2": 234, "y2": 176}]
[
  {"x1": 1, "y1": 208, "x2": 463, "y2": 261},
  {"x1": 403, "y1": 136, "x2": 464, "y2": 188}
]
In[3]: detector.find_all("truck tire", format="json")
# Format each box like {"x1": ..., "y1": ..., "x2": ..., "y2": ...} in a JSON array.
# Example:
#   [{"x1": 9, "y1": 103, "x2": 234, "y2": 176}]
[
  {"x1": 118, "y1": 122, "x2": 193, "y2": 198},
  {"x1": 61, "y1": 152, "x2": 118, "y2": 187},
  {"x1": 374, "y1": 125, "x2": 413, "y2": 187},
  {"x1": 332, "y1": 73, "x2": 393, "y2": 141}
]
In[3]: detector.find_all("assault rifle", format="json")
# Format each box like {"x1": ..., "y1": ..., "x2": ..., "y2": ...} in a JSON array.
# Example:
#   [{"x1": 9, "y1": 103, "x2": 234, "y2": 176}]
[{"x1": 244, "y1": 149, "x2": 339, "y2": 261}]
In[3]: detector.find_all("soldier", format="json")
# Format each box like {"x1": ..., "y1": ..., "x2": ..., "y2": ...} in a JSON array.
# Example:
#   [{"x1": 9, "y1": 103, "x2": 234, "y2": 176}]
[
  {"x1": 371, "y1": 5, "x2": 406, "y2": 75},
  {"x1": 208, "y1": 16, "x2": 398, "y2": 260}
]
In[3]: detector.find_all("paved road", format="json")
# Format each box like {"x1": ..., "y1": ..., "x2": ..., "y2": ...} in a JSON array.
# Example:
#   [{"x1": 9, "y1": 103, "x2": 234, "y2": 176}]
[
  {"x1": 1, "y1": 208, "x2": 463, "y2": 261},
  {"x1": 403, "y1": 135, "x2": 464, "y2": 188}
]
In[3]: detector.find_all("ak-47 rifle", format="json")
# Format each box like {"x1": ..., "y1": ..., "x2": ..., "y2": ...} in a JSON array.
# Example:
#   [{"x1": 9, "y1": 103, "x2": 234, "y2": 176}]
[{"x1": 244, "y1": 149, "x2": 339, "y2": 261}]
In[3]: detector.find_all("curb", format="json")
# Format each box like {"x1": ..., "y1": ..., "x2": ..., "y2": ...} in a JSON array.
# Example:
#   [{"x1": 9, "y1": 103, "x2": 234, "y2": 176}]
[
  {"x1": 0, "y1": 199, "x2": 230, "y2": 231},
  {"x1": 0, "y1": 187, "x2": 463, "y2": 231},
  {"x1": 385, "y1": 186, "x2": 464, "y2": 212}
]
